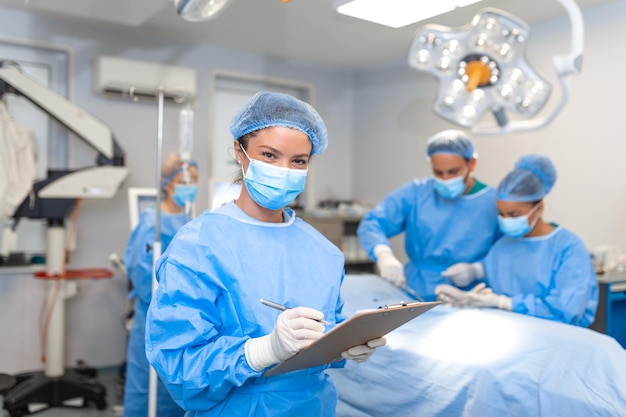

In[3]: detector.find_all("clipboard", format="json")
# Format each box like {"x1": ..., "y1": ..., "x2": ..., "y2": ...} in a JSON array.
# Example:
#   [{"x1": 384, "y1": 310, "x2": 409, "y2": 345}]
[{"x1": 263, "y1": 300, "x2": 440, "y2": 377}]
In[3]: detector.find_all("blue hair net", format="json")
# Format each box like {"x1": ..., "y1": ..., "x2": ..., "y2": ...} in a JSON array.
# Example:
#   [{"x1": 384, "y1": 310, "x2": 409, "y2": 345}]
[
  {"x1": 229, "y1": 91, "x2": 328, "y2": 155},
  {"x1": 160, "y1": 152, "x2": 198, "y2": 190},
  {"x1": 497, "y1": 155, "x2": 557, "y2": 202},
  {"x1": 426, "y1": 129, "x2": 476, "y2": 160}
]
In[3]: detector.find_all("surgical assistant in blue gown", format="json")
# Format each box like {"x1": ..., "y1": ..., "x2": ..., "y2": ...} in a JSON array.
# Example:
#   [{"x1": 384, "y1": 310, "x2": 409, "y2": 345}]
[
  {"x1": 357, "y1": 130, "x2": 500, "y2": 300},
  {"x1": 435, "y1": 155, "x2": 598, "y2": 327},
  {"x1": 122, "y1": 153, "x2": 198, "y2": 417},
  {"x1": 482, "y1": 227, "x2": 598, "y2": 326},
  {"x1": 123, "y1": 210, "x2": 190, "y2": 417},
  {"x1": 145, "y1": 202, "x2": 346, "y2": 416}
]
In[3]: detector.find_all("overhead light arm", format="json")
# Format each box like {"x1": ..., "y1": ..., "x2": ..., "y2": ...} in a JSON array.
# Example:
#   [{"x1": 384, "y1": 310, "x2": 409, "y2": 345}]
[
  {"x1": 554, "y1": 0, "x2": 584, "y2": 76},
  {"x1": 491, "y1": 0, "x2": 583, "y2": 135}
]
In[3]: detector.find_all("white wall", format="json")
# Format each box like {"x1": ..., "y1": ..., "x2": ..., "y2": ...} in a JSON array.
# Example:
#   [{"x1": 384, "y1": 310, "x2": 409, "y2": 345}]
[
  {"x1": 352, "y1": 0, "x2": 626, "y2": 258},
  {"x1": 0, "y1": 7, "x2": 353, "y2": 372}
]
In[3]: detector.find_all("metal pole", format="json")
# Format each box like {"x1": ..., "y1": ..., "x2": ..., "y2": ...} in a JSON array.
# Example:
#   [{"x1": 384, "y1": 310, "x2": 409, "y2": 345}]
[
  {"x1": 147, "y1": 87, "x2": 165, "y2": 417},
  {"x1": 154, "y1": 88, "x2": 164, "y2": 252},
  {"x1": 44, "y1": 221, "x2": 67, "y2": 377}
]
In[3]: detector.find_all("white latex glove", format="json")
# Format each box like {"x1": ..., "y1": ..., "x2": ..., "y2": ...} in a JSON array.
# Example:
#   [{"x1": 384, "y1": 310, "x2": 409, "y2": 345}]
[
  {"x1": 373, "y1": 244, "x2": 406, "y2": 286},
  {"x1": 435, "y1": 284, "x2": 473, "y2": 307},
  {"x1": 441, "y1": 262, "x2": 485, "y2": 287},
  {"x1": 467, "y1": 287, "x2": 512, "y2": 310},
  {"x1": 341, "y1": 337, "x2": 387, "y2": 363},
  {"x1": 245, "y1": 307, "x2": 326, "y2": 371},
  {"x1": 436, "y1": 283, "x2": 512, "y2": 310}
]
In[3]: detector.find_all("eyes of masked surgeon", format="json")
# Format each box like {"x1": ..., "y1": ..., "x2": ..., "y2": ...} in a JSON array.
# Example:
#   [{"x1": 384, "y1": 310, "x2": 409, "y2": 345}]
[
  {"x1": 236, "y1": 127, "x2": 312, "y2": 169},
  {"x1": 430, "y1": 154, "x2": 471, "y2": 180}
]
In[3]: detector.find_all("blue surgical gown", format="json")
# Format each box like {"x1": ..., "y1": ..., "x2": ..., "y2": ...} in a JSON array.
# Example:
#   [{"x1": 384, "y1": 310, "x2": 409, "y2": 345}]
[
  {"x1": 122, "y1": 209, "x2": 190, "y2": 417},
  {"x1": 145, "y1": 201, "x2": 346, "y2": 417},
  {"x1": 357, "y1": 177, "x2": 500, "y2": 300},
  {"x1": 482, "y1": 226, "x2": 599, "y2": 327}
]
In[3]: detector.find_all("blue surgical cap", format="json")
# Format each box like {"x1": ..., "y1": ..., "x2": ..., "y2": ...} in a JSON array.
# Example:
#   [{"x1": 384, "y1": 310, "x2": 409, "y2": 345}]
[
  {"x1": 229, "y1": 91, "x2": 328, "y2": 155},
  {"x1": 426, "y1": 129, "x2": 476, "y2": 160},
  {"x1": 160, "y1": 152, "x2": 198, "y2": 190},
  {"x1": 497, "y1": 155, "x2": 557, "y2": 202}
]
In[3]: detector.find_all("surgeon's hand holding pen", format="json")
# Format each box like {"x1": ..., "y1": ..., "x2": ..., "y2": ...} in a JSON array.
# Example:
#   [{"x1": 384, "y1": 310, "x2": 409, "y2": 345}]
[
  {"x1": 244, "y1": 301, "x2": 328, "y2": 371},
  {"x1": 260, "y1": 298, "x2": 331, "y2": 325}
]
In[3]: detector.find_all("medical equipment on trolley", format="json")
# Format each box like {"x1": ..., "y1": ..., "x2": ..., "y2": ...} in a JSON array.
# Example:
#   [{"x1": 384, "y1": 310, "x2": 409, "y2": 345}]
[{"x1": 0, "y1": 62, "x2": 128, "y2": 416}]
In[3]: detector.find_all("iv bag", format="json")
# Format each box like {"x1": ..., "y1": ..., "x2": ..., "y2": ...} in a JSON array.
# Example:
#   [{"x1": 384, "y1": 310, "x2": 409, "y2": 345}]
[{"x1": 179, "y1": 107, "x2": 194, "y2": 162}]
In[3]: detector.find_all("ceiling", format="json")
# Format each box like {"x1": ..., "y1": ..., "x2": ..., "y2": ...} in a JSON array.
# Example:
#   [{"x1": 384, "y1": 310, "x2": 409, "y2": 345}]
[{"x1": 0, "y1": 0, "x2": 616, "y2": 69}]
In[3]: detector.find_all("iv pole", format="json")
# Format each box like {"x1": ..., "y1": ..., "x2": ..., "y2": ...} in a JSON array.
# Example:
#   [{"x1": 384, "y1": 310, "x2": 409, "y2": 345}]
[
  {"x1": 147, "y1": 88, "x2": 164, "y2": 417},
  {"x1": 127, "y1": 83, "x2": 193, "y2": 417}
]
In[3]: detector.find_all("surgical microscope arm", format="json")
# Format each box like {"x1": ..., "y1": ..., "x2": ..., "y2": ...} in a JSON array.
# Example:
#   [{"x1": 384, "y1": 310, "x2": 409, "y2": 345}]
[
  {"x1": 0, "y1": 63, "x2": 128, "y2": 210},
  {"x1": 0, "y1": 63, "x2": 124, "y2": 166}
]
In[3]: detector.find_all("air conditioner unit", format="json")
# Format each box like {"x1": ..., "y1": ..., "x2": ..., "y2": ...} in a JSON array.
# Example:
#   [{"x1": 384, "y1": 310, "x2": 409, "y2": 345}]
[{"x1": 94, "y1": 55, "x2": 197, "y2": 104}]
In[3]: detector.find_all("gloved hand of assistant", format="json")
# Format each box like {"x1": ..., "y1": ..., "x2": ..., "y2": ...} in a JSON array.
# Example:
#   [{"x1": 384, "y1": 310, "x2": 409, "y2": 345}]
[
  {"x1": 341, "y1": 337, "x2": 387, "y2": 363},
  {"x1": 245, "y1": 307, "x2": 326, "y2": 371},
  {"x1": 466, "y1": 287, "x2": 512, "y2": 310},
  {"x1": 435, "y1": 283, "x2": 475, "y2": 307},
  {"x1": 436, "y1": 282, "x2": 512, "y2": 310},
  {"x1": 441, "y1": 262, "x2": 485, "y2": 287},
  {"x1": 373, "y1": 244, "x2": 406, "y2": 286}
]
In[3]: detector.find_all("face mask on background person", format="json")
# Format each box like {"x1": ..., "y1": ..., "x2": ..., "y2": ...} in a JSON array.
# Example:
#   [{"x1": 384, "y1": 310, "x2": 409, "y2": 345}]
[
  {"x1": 240, "y1": 146, "x2": 308, "y2": 210},
  {"x1": 173, "y1": 184, "x2": 198, "y2": 207},
  {"x1": 433, "y1": 172, "x2": 468, "y2": 199},
  {"x1": 498, "y1": 204, "x2": 540, "y2": 238}
]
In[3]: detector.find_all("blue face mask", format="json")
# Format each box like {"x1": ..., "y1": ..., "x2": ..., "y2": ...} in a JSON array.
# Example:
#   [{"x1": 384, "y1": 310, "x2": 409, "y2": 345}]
[
  {"x1": 498, "y1": 204, "x2": 540, "y2": 238},
  {"x1": 173, "y1": 184, "x2": 198, "y2": 207},
  {"x1": 434, "y1": 175, "x2": 467, "y2": 199},
  {"x1": 240, "y1": 147, "x2": 308, "y2": 210}
]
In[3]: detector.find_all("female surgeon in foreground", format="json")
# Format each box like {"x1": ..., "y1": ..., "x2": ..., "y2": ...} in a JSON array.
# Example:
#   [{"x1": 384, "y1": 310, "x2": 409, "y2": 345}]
[
  {"x1": 145, "y1": 91, "x2": 386, "y2": 416},
  {"x1": 436, "y1": 155, "x2": 598, "y2": 327}
]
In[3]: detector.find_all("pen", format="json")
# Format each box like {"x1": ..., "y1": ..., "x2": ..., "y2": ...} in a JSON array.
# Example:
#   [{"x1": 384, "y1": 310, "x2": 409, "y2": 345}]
[{"x1": 260, "y1": 298, "x2": 331, "y2": 325}]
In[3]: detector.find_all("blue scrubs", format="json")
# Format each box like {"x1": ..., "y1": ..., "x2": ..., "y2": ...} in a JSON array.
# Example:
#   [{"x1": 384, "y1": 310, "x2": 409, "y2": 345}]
[
  {"x1": 482, "y1": 226, "x2": 599, "y2": 327},
  {"x1": 357, "y1": 177, "x2": 500, "y2": 300},
  {"x1": 145, "y1": 201, "x2": 346, "y2": 417},
  {"x1": 122, "y1": 209, "x2": 190, "y2": 417}
]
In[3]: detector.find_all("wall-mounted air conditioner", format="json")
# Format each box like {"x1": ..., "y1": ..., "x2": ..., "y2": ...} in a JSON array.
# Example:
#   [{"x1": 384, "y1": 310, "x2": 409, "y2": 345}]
[{"x1": 94, "y1": 55, "x2": 197, "y2": 104}]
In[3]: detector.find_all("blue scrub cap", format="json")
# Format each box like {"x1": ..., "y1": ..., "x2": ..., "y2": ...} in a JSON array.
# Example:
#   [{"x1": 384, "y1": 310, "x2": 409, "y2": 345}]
[
  {"x1": 497, "y1": 154, "x2": 557, "y2": 202},
  {"x1": 229, "y1": 91, "x2": 328, "y2": 155},
  {"x1": 426, "y1": 129, "x2": 476, "y2": 160}
]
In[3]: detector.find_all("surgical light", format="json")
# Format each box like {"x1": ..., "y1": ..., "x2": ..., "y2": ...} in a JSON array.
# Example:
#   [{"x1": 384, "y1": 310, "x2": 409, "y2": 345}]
[
  {"x1": 174, "y1": 0, "x2": 231, "y2": 22},
  {"x1": 408, "y1": 0, "x2": 583, "y2": 134}
]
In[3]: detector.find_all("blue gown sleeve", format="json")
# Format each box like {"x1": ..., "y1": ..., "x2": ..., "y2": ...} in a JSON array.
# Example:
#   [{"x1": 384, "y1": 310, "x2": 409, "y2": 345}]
[
  {"x1": 145, "y1": 253, "x2": 260, "y2": 411},
  {"x1": 146, "y1": 209, "x2": 347, "y2": 412},
  {"x1": 511, "y1": 239, "x2": 598, "y2": 327},
  {"x1": 122, "y1": 213, "x2": 155, "y2": 303},
  {"x1": 357, "y1": 182, "x2": 416, "y2": 259}
]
